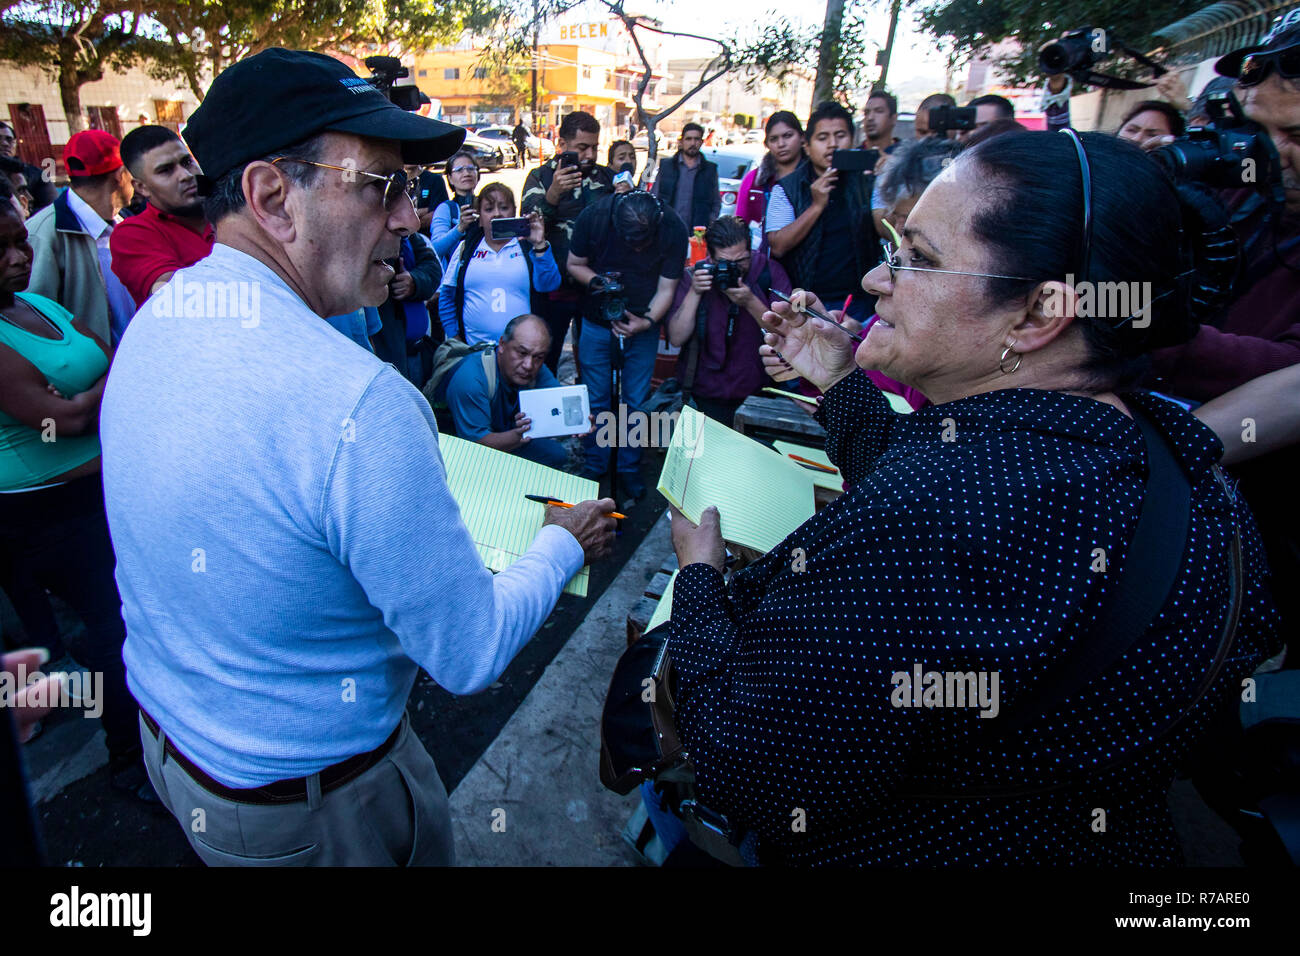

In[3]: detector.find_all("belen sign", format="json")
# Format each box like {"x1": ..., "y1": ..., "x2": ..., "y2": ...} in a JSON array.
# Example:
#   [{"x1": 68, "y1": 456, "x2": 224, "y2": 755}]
[{"x1": 559, "y1": 22, "x2": 610, "y2": 40}]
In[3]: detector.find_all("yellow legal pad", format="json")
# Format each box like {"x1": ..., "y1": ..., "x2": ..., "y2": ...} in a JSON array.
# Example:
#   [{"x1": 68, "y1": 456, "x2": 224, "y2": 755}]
[
  {"x1": 646, "y1": 569, "x2": 678, "y2": 632},
  {"x1": 658, "y1": 406, "x2": 815, "y2": 554},
  {"x1": 773, "y1": 441, "x2": 843, "y2": 492},
  {"x1": 439, "y1": 434, "x2": 596, "y2": 597}
]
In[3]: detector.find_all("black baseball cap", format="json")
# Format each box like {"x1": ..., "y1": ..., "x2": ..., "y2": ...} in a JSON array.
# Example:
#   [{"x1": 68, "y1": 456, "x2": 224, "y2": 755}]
[
  {"x1": 1216, "y1": 10, "x2": 1300, "y2": 77},
  {"x1": 183, "y1": 48, "x2": 465, "y2": 184}
]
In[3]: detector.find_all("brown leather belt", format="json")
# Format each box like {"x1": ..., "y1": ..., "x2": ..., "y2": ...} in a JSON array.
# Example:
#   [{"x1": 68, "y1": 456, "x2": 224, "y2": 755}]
[{"x1": 140, "y1": 708, "x2": 402, "y2": 805}]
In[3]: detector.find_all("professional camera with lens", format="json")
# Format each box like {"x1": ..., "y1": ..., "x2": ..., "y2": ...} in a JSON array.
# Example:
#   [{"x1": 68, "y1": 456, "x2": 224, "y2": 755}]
[
  {"x1": 365, "y1": 55, "x2": 423, "y2": 112},
  {"x1": 696, "y1": 259, "x2": 742, "y2": 290},
  {"x1": 589, "y1": 272, "x2": 627, "y2": 326},
  {"x1": 1151, "y1": 92, "x2": 1284, "y2": 198}
]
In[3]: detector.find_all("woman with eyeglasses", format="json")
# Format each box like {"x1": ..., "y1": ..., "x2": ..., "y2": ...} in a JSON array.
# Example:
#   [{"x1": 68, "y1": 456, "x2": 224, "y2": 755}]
[
  {"x1": 430, "y1": 149, "x2": 481, "y2": 266},
  {"x1": 658, "y1": 131, "x2": 1282, "y2": 865}
]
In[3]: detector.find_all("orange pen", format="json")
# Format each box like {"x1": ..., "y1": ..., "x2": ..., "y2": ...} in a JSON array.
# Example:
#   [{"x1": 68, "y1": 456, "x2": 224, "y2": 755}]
[{"x1": 525, "y1": 495, "x2": 625, "y2": 520}]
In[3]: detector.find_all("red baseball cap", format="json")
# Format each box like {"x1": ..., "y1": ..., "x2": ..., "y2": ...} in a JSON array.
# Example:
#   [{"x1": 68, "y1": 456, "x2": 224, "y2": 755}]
[{"x1": 64, "y1": 129, "x2": 123, "y2": 177}]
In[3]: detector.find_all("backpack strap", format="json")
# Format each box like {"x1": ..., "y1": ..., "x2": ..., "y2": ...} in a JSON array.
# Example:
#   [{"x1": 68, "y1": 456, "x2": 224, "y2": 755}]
[
  {"x1": 482, "y1": 346, "x2": 497, "y2": 401},
  {"x1": 897, "y1": 404, "x2": 1248, "y2": 800},
  {"x1": 995, "y1": 406, "x2": 1192, "y2": 735}
]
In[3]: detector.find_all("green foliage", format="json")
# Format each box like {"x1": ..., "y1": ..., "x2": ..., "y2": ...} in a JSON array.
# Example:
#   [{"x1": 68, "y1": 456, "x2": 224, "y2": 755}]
[
  {"x1": 913, "y1": 0, "x2": 1195, "y2": 84},
  {"x1": 729, "y1": 2, "x2": 878, "y2": 106}
]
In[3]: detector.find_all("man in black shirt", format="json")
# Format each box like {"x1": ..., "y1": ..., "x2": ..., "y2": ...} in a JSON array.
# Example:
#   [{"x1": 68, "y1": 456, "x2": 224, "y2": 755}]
[
  {"x1": 521, "y1": 110, "x2": 614, "y2": 374},
  {"x1": 567, "y1": 190, "x2": 687, "y2": 498},
  {"x1": 407, "y1": 163, "x2": 449, "y2": 238},
  {"x1": 765, "y1": 101, "x2": 878, "y2": 323}
]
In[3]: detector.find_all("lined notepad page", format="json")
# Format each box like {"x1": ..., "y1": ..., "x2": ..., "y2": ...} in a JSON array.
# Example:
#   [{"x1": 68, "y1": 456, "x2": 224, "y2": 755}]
[
  {"x1": 439, "y1": 435, "x2": 597, "y2": 597},
  {"x1": 646, "y1": 569, "x2": 678, "y2": 632},
  {"x1": 657, "y1": 406, "x2": 815, "y2": 553},
  {"x1": 773, "y1": 441, "x2": 844, "y2": 492}
]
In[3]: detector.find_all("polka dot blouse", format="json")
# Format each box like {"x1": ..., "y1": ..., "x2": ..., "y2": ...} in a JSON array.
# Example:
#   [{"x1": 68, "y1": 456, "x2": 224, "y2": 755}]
[{"x1": 667, "y1": 370, "x2": 1283, "y2": 866}]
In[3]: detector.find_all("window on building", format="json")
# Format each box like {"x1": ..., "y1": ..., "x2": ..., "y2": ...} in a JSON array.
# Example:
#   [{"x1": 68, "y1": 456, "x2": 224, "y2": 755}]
[
  {"x1": 154, "y1": 100, "x2": 184, "y2": 134},
  {"x1": 473, "y1": 67, "x2": 488, "y2": 79},
  {"x1": 582, "y1": 66, "x2": 592, "y2": 80},
  {"x1": 86, "y1": 106, "x2": 122, "y2": 140},
  {"x1": 444, "y1": 68, "x2": 460, "y2": 80},
  {"x1": 418, "y1": 69, "x2": 428, "y2": 77}
]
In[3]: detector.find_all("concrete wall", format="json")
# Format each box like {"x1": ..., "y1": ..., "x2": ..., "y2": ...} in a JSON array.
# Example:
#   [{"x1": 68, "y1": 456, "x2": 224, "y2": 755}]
[{"x1": 0, "y1": 62, "x2": 202, "y2": 150}]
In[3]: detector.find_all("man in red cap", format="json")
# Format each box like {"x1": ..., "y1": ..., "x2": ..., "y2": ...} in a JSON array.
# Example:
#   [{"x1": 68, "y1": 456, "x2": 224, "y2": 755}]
[{"x1": 25, "y1": 128, "x2": 137, "y2": 344}]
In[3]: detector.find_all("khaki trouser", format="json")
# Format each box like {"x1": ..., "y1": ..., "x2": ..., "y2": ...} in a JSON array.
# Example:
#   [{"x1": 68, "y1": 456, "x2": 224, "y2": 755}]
[{"x1": 140, "y1": 712, "x2": 454, "y2": 866}]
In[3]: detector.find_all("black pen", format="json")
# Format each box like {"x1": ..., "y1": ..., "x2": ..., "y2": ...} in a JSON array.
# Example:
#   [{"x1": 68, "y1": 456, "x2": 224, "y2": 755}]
[{"x1": 768, "y1": 288, "x2": 864, "y2": 344}]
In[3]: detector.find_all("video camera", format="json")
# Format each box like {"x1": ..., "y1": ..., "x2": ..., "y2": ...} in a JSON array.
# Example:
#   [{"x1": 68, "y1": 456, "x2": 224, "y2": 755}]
[
  {"x1": 695, "y1": 259, "x2": 743, "y2": 290},
  {"x1": 1151, "y1": 91, "x2": 1285, "y2": 203},
  {"x1": 365, "y1": 55, "x2": 424, "y2": 112},
  {"x1": 589, "y1": 272, "x2": 627, "y2": 326},
  {"x1": 1038, "y1": 27, "x2": 1166, "y2": 91},
  {"x1": 928, "y1": 106, "x2": 976, "y2": 134}
]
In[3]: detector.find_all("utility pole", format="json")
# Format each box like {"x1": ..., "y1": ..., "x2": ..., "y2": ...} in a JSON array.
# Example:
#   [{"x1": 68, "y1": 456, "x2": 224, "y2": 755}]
[
  {"x1": 531, "y1": 0, "x2": 540, "y2": 126},
  {"x1": 874, "y1": 0, "x2": 902, "y2": 92}
]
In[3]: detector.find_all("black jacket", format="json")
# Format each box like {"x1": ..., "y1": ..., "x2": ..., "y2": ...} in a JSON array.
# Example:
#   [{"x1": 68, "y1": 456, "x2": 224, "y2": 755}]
[
  {"x1": 654, "y1": 152, "x2": 720, "y2": 230},
  {"x1": 774, "y1": 162, "x2": 877, "y2": 295},
  {"x1": 371, "y1": 232, "x2": 441, "y2": 381}
]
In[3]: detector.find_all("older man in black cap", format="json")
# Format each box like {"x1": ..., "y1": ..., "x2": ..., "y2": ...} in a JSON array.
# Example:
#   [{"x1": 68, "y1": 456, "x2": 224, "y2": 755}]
[{"x1": 99, "y1": 49, "x2": 616, "y2": 867}]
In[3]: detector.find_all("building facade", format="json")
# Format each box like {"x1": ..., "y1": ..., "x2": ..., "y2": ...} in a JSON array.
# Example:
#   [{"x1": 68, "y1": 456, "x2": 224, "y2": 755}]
[
  {"x1": 663, "y1": 59, "x2": 815, "y2": 136},
  {"x1": 2, "y1": 63, "x2": 201, "y2": 170},
  {"x1": 413, "y1": 13, "x2": 670, "y2": 138}
]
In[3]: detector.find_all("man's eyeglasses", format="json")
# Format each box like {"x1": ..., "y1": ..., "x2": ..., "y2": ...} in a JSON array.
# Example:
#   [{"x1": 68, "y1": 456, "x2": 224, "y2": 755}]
[
  {"x1": 1238, "y1": 47, "x2": 1300, "y2": 87},
  {"x1": 269, "y1": 158, "x2": 413, "y2": 212}
]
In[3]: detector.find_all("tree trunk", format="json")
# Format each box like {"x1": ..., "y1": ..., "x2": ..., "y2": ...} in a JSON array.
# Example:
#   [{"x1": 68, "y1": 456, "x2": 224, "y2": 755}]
[
  {"x1": 813, "y1": 0, "x2": 847, "y2": 106},
  {"x1": 59, "y1": 60, "x2": 85, "y2": 135}
]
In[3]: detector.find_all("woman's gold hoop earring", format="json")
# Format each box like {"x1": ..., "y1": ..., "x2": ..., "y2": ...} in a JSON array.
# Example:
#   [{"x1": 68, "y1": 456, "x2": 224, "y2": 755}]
[{"x1": 999, "y1": 345, "x2": 1022, "y2": 374}]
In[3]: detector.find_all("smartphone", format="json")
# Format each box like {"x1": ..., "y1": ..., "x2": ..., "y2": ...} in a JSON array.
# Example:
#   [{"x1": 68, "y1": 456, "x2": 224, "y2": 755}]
[
  {"x1": 832, "y1": 149, "x2": 877, "y2": 172},
  {"x1": 490, "y1": 217, "x2": 532, "y2": 240},
  {"x1": 558, "y1": 151, "x2": 580, "y2": 169},
  {"x1": 928, "y1": 105, "x2": 976, "y2": 133}
]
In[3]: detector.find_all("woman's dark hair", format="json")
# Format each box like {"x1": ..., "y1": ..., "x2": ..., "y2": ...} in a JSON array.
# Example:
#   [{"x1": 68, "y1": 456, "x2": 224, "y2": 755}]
[
  {"x1": 1119, "y1": 100, "x2": 1186, "y2": 139},
  {"x1": 962, "y1": 118, "x2": 1027, "y2": 149},
  {"x1": 757, "y1": 110, "x2": 804, "y2": 188},
  {"x1": 877, "y1": 135, "x2": 963, "y2": 208},
  {"x1": 960, "y1": 131, "x2": 1206, "y2": 390},
  {"x1": 475, "y1": 181, "x2": 515, "y2": 215}
]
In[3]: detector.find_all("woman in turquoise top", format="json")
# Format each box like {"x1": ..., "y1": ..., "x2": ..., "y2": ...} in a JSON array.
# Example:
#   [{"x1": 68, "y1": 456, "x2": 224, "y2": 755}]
[{"x1": 0, "y1": 188, "x2": 152, "y2": 804}]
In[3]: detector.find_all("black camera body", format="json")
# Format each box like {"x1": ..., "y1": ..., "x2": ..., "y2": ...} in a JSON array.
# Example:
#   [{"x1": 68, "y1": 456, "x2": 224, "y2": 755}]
[
  {"x1": 365, "y1": 55, "x2": 423, "y2": 112},
  {"x1": 589, "y1": 272, "x2": 627, "y2": 326},
  {"x1": 1152, "y1": 92, "x2": 1284, "y2": 198},
  {"x1": 696, "y1": 259, "x2": 743, "y2": 290},
  {"x1": 928, "y1": 106, "x2": 976, "y2": 133},
  {"x1": 1038, "y1": 28, "x2": 1108, "y2": 76}
]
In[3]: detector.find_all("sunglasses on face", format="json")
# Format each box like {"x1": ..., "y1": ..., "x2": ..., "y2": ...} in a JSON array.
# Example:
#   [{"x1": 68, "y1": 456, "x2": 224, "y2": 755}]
[
  {"x1": 270, "y1": 158, "x2": 414, "y2": 212},
  {"x1": 1238, "y1": 47, "x2": 1300, "y2": 86}
]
